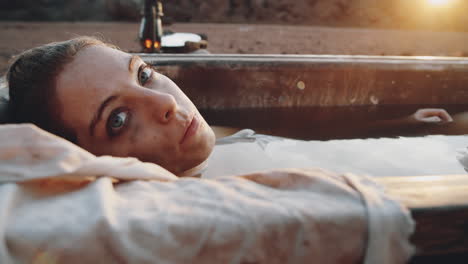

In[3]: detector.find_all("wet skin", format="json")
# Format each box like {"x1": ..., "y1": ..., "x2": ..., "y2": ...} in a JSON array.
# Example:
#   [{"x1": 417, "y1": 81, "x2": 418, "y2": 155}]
[{"x1": 54, "y1": 45, "x2": 216, "y2": 174}]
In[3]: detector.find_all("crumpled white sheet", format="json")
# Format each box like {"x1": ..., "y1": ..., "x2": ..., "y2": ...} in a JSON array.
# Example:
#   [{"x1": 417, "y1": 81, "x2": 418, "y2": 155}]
[
  {"x1": 0, "y1": 124, "x2": 414, "y2": 264},
  {"x1": 209, "y1": 129, "x2": 467, "y2": 178},
  {"x1": 457, "y1": 147, "x2": 468, "y2": 172}
]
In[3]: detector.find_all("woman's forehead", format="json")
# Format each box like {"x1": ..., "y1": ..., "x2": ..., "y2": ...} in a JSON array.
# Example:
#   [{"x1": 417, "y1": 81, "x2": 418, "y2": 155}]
[
  {"x1": 57, "y1": 45, "x2": 132, "y2": 91},
  {"x1": 71, "y1": 45, "x2": 130, "y2": 71},
  {"x1": 54, "y1": 45, "x2": 133, "y2": 128}
]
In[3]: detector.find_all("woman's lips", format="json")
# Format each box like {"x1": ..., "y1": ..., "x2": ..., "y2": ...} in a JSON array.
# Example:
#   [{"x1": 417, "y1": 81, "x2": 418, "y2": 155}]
[{"x1": 180, "y1": 115, "x2": 199, "y2": 145}]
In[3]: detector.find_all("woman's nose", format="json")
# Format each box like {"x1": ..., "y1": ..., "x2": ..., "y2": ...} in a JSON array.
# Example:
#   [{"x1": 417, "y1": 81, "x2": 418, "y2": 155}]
[{"x1": 146, "y1": 90, "x2": 177, "y2": 123}]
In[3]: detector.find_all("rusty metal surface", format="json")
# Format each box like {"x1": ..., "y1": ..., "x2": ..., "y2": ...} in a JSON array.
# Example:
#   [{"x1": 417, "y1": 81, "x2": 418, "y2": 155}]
[
  {"x1": 140, "y1": 54, "x2": 468, "y2": 139},
  {"x1": 141, "y1": 54, "x2": 468, "y2": 108}
]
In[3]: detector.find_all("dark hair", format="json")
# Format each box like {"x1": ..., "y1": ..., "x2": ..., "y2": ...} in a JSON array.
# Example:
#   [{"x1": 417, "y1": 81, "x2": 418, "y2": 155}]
[{"x1": 6, "y1": 37, "x2": 111, "y2": 143}]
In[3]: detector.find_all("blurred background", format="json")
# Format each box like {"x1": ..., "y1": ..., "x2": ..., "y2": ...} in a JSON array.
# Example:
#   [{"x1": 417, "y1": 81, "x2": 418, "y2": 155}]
[
  {"x1": 2, "y1": 0, "x2": 468, "y2": 31},
  {"x1": 1, "y1": 0, "x2": 468, "y2": 73}
]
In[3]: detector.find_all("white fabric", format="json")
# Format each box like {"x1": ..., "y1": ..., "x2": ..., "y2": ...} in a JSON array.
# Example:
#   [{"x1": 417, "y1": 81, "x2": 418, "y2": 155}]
[
  {"x1": 161, "y1": 33, "x2": 202, "y2": 47},
  {"x1": 457, "y1": 147, "x2": 468, "y2": 172},
  {"x1": 0, "y1": 124, "x2": 414, "y2": 263},
  {"x1": 206, "y1": 129, "x2": 467, "y2": 178}
]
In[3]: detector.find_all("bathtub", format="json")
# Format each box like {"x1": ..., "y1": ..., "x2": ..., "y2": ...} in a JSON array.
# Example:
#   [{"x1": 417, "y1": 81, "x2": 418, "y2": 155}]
[{"x1": 141, "y1": 53, "x2": 468, "y2": 263}]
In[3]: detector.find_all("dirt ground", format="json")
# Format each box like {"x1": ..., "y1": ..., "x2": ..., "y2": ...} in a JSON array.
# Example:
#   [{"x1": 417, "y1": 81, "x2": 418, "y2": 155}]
[{"x1": 2, "y1": 22, "x2": 468, "y2": 75}]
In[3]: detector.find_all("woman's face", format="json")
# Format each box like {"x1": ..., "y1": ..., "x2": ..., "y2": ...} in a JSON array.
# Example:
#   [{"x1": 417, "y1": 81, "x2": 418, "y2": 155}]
[{"x1": 54, "y1": 45, "x2": 215, "y2": 174}]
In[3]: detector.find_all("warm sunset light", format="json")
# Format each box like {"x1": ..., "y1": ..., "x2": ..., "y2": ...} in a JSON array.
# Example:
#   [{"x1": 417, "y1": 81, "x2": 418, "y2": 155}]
[{"x1": 427, "y1": 0, "x2": 452, "y2": 6}]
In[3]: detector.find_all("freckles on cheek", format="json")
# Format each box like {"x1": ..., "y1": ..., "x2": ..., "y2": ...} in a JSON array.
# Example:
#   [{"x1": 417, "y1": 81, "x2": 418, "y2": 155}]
[
  {"x1": 129, "y1": 123, "x2": 141, "y2": 145},
  {"x1": 134, "y1": 133, "x2": 174, "y2": 162},
  {"x1": 153, "y1": 134, "x2": 175, "y2": 154}
]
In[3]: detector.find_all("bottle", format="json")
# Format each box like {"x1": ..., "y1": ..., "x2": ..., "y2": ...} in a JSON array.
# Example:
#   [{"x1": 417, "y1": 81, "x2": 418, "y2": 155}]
[{"x1": 139, "y1": 0, "x2": 163, "y2": 53}]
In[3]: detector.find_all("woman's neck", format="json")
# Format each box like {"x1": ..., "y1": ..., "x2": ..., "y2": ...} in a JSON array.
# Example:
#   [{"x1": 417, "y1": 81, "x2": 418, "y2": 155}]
[
  {"x1": 177, "y1": 126, "x2": 240, "y2": 178},
  {"x1": 177, "y1": 159, "x2": 208, "y2": 178},
  {"x1": 211, "y1": 126, "x2": 240, "y2": 139}
]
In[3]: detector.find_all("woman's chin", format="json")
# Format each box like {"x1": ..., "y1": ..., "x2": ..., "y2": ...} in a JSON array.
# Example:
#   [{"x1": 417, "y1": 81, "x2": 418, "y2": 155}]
[
  {"x1": 171, "y1": 144, "x2": 214, "y2": 176},
  {"x1": 158, "y1": 126, "x2": 216, "y2": 176}
]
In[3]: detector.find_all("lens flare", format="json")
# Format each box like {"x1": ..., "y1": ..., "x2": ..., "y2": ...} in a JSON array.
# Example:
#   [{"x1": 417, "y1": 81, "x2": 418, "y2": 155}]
[{"x1": 427, "y1": 0, "x2": 452, "y2": 6}]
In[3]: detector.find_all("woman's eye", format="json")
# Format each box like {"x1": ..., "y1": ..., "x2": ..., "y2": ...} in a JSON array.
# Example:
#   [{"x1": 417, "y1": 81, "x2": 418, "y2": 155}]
[
  {"x1": 138, "y1": 65, "x2": 153, "y2": 85},
  {"x1": 107, "y1": 109, "x2": 130, "y2": 137}
]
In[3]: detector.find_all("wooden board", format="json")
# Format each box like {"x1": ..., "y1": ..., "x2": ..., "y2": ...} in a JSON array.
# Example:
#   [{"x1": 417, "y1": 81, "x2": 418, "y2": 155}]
[{"x1": 376, "y1": 175, "x2": 468, "y2": 256}]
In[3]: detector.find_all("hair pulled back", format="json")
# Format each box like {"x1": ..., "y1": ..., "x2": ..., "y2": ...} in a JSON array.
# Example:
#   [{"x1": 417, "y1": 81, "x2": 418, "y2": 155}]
[{"x1": 6, "y1": 37, "x2": 110, "y2": 143}]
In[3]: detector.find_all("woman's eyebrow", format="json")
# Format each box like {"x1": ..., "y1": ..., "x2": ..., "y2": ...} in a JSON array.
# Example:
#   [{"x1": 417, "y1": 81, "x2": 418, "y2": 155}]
[
  {"x1": 88, "y1": 56, "x2": 138, "y2": 137},
  {"x1": 128, "y1": 55, "x2": 140, "y2": 72},
  {"x1": 89, "y1": 55, "x2": 141, "y2": 136},
  {"x1": 89, "y1": 95, "x2": 119, "y2": 137}
]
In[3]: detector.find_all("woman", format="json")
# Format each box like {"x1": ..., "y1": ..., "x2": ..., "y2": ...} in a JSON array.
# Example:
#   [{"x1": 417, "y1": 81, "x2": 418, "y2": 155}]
[
  {"x1": 7, "y1": 37, "x2": 220, "y2": 175},
  {"x1": 5, "y1": 36, "x2": 465, "y2": 177},
  {"x1": 0, "y1": 37, "x2": 439, "y2": 263}
]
